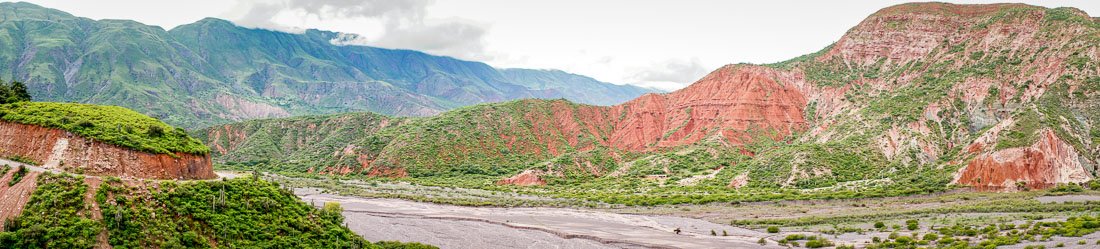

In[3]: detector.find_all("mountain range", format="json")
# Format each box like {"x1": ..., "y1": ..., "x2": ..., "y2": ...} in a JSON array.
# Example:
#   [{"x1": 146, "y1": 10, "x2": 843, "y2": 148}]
[
  {"x1": 198, "y1": 2, "x2": 1099, "y2": 191},
  {"x1": 0, "y1": 2, "x2": 657, "y2": 128}
]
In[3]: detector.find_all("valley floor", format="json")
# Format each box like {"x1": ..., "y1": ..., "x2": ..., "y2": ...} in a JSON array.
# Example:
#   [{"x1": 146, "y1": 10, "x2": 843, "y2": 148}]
[
  {"x1": 282, "y1": 175, "x2": 1100, "y2": 249},
  {"x1": 297, "y1": 188, "x2": 778, "y2": 249}
]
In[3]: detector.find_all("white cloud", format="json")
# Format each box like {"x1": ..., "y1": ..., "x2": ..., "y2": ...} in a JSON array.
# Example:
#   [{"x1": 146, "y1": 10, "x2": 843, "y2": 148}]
[
  {"x1": 223, "y1": 0, "x2": 492, "y2": 61},
  {"x1": 627, "y1": 58, "x2": 709, "y2": 91}
]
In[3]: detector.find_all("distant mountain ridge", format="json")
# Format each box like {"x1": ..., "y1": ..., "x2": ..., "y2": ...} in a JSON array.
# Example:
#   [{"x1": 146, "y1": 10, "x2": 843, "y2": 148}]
[{"x1": 0, "y1": 2, "x2": 658, "y2": 128}]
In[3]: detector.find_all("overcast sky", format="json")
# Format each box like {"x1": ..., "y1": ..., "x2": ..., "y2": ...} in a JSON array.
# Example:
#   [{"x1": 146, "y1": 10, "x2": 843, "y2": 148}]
[{"x1": 6, "y1": 0, "x2": 1100, "y2": 90}]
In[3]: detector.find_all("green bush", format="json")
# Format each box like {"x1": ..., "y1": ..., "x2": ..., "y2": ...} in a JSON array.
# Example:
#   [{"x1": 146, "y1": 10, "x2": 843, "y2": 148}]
[
  {"x1": 7, "y1": 165, "x2": 26, "y2": 186},
  {"x1": 907, "y1": 219, "x2": 919, "y2": 230},
  {"x1": 767, "y1": 226, "x2": 780, "y2": 233}
]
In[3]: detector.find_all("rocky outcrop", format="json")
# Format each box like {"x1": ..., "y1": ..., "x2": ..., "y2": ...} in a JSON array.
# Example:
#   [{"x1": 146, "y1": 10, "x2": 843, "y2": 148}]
[
  {"x1": 496, "y1": 169, "x2": 549, "y2": 186},
  {"x1": 0, "y1": 122, "x2": 215, "y2": 180},
  {"x1": 953, "y1": 130, "x2": 1093, "y2": 188}
]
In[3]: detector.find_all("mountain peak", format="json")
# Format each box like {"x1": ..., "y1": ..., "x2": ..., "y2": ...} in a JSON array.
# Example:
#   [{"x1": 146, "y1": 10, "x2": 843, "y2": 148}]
[{"x1": 0, "y1": 1, "x2": 76, "y2": 20}]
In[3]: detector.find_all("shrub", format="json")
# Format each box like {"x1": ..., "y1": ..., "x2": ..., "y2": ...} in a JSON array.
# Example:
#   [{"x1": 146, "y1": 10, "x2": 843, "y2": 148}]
[
  {"x1": 7, "y1": 165, "x2": 26, "y2": 186},
  {"x1": 875, "y1": 221, "x2": 885, "y2": 229},
  {"x1": 767, "y1": 226, "x2": 780, "y2": 233},
  {"x1": 147, "y1": 125, "x2": 166, "y2": 137},
  {"x1": 758, "y1": 238, "x2": 766, "y2": 245},
  {"x1": 906, "y1": 219, "x2": 919, "y2": 230}
]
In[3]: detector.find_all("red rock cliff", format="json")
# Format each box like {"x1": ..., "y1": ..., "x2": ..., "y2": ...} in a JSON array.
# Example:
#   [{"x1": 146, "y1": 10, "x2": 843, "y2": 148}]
[
  {"x1": 0, "y1": 121, "x2": 215, "y2": 180},
  {"x1": 953, "y1": 130, "x2": 1092, "y2": 188}
]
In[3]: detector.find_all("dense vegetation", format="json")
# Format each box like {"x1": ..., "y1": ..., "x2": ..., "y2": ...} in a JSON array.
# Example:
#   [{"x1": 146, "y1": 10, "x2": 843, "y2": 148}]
[
  {"x1": 0, "y1": 80, "x2": 31, "y2": 104},
  {"x1": 0, "y1": 173, "x2": 435, "y2": 249},
  {"x1": 0, "y1": 102, "x2": 209, "y2": 155},
  {"x1": 0, "y1": 173, "x2": 100, "y2": 248}
]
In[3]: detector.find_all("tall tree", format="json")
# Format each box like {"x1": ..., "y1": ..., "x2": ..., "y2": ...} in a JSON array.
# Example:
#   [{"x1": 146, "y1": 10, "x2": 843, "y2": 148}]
[{"x1": 0, "y1": 81, "x2": 10, "y2": 104}]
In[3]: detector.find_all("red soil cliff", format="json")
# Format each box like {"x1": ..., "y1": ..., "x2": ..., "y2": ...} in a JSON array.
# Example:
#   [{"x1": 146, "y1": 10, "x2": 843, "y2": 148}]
[{"x1": 0, "y1": 121, "x2": 215, "y2": 180}]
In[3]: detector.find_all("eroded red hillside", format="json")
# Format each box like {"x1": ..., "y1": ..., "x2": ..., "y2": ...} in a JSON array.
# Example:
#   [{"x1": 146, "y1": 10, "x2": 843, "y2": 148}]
[
  {"x1": 609, "y1": 65, "x2": 809, "y2": 150},
  {"x1": 0, "y1": 122, "x2": 215, "y2": 180}
]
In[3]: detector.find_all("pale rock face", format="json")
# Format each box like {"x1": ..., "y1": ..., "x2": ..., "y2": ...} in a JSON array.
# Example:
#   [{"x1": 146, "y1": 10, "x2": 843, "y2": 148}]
[{"x1": 497, "y1": 169, "x2": 550, "y2": 186}]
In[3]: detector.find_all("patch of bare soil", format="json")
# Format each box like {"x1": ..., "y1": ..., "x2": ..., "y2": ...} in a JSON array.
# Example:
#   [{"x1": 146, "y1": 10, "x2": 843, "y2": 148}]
[{"x1": 0, "y1": 170, "x2": 39, "y2": 229}]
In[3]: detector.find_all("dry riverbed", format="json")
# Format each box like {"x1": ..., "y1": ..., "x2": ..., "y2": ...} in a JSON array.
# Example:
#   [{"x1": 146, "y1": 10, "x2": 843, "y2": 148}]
[
  {"x1": 297, "y1": 188, "x2": 785, "y2": 249},
  {"x1": 282, "y1": 175, "x2": 1100, "y2": 249}
]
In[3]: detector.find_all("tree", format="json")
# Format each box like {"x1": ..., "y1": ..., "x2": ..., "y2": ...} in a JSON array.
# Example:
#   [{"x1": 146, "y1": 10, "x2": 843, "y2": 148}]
[
  {"x1": 0, "y1": 80, "x2": 31, "y2": 104},
  {"x1": 9, "y1": 81, "x2": 30, "y2": 102},
  {"x1": 147, "y1": 125, "x2": 166, "y2": 137}
]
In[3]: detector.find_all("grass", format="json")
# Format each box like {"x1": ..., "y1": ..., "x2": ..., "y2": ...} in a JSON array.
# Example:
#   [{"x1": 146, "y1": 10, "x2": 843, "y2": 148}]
[{"x1": 0, "y1": 102, "x2": 208, "y2": 155}]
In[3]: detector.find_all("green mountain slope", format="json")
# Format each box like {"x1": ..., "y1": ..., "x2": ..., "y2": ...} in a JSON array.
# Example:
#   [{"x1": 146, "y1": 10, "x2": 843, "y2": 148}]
[{"x1": 0, "y1": 2, "x2": 656, "y2": 128}]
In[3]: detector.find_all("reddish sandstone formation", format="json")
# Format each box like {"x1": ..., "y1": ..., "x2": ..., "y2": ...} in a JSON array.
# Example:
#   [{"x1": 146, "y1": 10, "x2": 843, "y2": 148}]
[
  {"x1": 0, "y1": 121, "x2": 215, "y2": 180},
  {"x1": 953, "y1": 130, "x2": 1091, "y2": 188},
  {"x1": 609, "y1": 65, "x2": 808, "y2": 150}
]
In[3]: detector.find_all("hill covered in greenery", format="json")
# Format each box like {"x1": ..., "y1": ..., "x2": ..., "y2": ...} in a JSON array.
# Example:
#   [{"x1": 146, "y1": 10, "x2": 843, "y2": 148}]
[
  {"x1": 0, "y1": 172, "x2": 434, "y2": 249},
  {"x1": 0, "y1": 102, "x2": 208, "y2": 155},
  {"x1": 0, "y1": 2, "x2": 656, "y2": 128}
]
